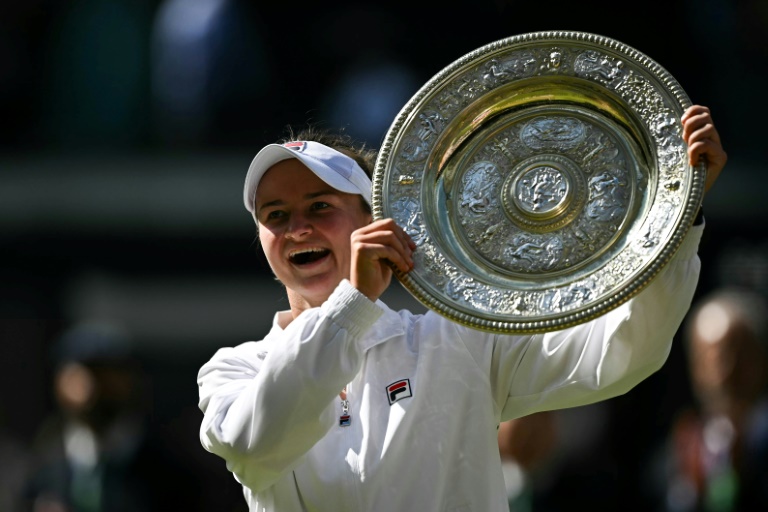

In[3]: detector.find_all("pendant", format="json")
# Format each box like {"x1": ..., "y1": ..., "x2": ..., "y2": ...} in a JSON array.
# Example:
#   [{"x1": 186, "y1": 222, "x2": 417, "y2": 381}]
[{"x1": 339, "y1": 396, "x2": 351, "y2": 427}]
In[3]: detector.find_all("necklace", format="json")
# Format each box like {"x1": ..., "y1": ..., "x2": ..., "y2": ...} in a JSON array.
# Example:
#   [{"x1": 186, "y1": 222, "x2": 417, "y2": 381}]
[{"x1": 339, "y1": 386, "x2": 351, "y2": 427}]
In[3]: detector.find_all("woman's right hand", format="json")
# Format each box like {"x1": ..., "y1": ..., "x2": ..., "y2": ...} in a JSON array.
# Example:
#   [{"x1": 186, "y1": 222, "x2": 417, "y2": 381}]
[{"x1": 350, "y1": 218, "x2": 415, "y2": 302}]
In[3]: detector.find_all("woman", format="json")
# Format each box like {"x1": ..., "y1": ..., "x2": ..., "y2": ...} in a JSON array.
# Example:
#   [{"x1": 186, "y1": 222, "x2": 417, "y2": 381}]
[{"x1": 198, "y1": 105, "x2": 726, "y2": 511}]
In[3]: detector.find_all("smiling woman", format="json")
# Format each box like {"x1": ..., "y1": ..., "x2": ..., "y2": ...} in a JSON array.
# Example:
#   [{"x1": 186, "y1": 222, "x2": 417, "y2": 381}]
[{"x1": 197, "y1": 107, "x2": 722, "y2": 511}]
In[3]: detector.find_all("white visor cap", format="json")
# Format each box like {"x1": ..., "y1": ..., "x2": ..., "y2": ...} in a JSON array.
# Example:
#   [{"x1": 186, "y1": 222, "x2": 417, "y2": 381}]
[{"x1": 243, "y1": 140, "x2": 372, "y2": 214}]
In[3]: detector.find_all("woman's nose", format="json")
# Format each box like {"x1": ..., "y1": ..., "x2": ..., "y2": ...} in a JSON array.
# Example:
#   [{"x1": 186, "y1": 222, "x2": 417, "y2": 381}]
[{"x1": 285, "y1": 216, "x2": 312, "y2": 240}]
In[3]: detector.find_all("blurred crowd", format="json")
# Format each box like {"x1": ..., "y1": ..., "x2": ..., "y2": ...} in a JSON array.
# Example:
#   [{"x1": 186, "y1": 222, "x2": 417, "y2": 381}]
[
  {"x1": 1, "y1": 321, "x2": 248, "y2": 512},
  {"x1": 3, "y1": 0, "x2": 764, "y2": 156}
]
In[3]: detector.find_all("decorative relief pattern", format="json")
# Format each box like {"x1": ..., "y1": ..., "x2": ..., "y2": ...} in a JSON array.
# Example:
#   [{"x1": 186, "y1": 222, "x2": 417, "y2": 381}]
[{"x1": 454, "y1": 115, "x2": 632, "y2": 275}]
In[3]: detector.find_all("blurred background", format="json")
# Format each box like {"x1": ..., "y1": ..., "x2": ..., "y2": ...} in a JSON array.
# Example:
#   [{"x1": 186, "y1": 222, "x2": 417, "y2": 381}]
[{"x1": 1, "y1": 0, "x2": 767, "y2": 511}]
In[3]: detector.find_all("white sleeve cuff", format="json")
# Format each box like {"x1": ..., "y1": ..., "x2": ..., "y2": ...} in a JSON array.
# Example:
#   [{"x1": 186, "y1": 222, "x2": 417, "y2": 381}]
[{"x1": 322, "y1": 279, "x2": 384, "y2": 339}]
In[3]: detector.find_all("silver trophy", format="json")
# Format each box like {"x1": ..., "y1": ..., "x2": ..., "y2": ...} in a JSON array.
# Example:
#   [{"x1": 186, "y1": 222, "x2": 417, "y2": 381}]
[{"x1": 372, "y1": 31, "x2": 705, "y2": 333}]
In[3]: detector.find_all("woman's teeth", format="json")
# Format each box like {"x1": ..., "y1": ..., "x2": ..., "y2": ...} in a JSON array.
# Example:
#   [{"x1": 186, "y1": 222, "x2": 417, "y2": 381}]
[{"x1": 289, "y1": 248, "x2": 330, "y2": 265}]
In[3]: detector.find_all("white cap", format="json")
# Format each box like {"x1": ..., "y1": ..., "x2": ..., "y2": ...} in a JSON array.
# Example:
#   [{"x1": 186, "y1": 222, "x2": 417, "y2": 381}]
[{"x1": 243, "y1": 140, "x2": 372, "y2": 214}]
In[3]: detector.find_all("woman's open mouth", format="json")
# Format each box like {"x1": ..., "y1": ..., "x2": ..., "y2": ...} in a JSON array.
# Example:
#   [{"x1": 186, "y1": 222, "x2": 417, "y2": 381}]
[{"x1": 289, "y1": 248, "x2": 331, "y2": 266}]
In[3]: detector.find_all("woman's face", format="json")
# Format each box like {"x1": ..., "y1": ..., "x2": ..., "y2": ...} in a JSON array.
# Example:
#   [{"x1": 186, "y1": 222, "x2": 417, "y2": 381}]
[{"x1": 254, "y1": 159, "x2": 371, "y2": 310}]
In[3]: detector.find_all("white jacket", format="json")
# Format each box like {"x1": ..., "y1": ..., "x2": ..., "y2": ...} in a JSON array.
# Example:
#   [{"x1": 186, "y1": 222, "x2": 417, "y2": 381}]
[{"x1": 198, "y1": 226, "x2": 703, "y2": 512}]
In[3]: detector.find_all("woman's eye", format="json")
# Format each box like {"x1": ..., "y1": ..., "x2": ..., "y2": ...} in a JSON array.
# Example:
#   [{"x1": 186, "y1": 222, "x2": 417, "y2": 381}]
[
  {"x1": 265, "y1": 210, "x2": 284, "y2": 220},
  {"x1": 311, "y1": 201, "x2": 330, "y2": 211}
]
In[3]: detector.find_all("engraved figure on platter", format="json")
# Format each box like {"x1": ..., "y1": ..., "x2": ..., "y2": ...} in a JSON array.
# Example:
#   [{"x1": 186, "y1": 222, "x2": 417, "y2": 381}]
[
  {"x1": 586, "y1": 169, "x2": 629, "y2": 222},
  {"x1": 574, "y1": 50, "x2": 625, "y2": 84},
  {"x1": 455, "y1": 76, "x2": 485, "y2": 102},
  {"x1": 479, "y1": 222, "x2": 503, "y2": 245},
  {"x1": 540, "y1": 48, "x2": 564, "y2": 73},
  {"x1": 502, "y1": 292, "x2": 528, "y2": 314},
  {"x1": 568, "y1": 222, "x2": 598, "y2": 252},
  {"x1": 401, "y1": 109, "x2": 446, "y2": 163},
  {"x1": 518, "y1": 167, "x2": 567, "y2": 212},
  {"x1": 521, "y1": 116, "x2": 586, "y2": 150},
  {"x1": 540, "y1": 283, "x2": 594, "y2": 311},
  {"x1": 483, "y1": 53, "x2": 537, "y2": 84},
  {"x1": 505, "y1": 236, "x2": 563, "y2": 271},
  {"x1": 436, "y1": 88, "x2": 462, "y2": 115},
  {"x1": 419, "y1": 243, "x2": 448, "y2": 287},
  {"x1": 490, "y1": 136, "x2": 514, "y2": 161},
  {"x1": 506, "y1": 51, "x2": 538, "y2": 77},
  {"x1": 401, "y1": 135, "x2": 430, "y2": 162},
  {"x1": 444, "y1": 265, "x2": 478, "y2": 303},
  {"x1": 652, "y1": 111, "x2": 681, "y2": 149},
  {"x1": 482, "y1": 59, "x2": 508, "y2": 84},
  {"x1": 616, "y1": 71, "x2": 653, "y2": 107},
  {"x1": 418, "y1": 110, "x2": 445, "y2": 141},
  {"x1": 651, "y1": 111, "x2": 687, "y2": 169},
  {"x1": 461, "y1": 161, "x2": 500, "y2": 215},
  {"x1": 640, "y1": 201, "x2": 674, "y2": 248},
  {"x1": 582, "y1": 132, "x2": 620, "y2": 167},
  {"x1": 392, "y1": 197, "x2": 428, "y2": 246}
]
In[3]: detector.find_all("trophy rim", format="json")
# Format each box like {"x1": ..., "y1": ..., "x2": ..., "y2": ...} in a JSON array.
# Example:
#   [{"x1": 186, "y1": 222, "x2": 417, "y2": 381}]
[{"x1": 372, "y1": 30, "x2": 705, "y2": 334}]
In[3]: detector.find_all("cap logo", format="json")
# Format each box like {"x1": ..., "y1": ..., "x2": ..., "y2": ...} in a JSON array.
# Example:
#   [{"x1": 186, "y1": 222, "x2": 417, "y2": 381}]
[
  {"x1": 283, "y1": 141, "x2": 306, "y2": 152},
  {"x1": 386, "y1": 379, "x2": 412, "y2": 405}
]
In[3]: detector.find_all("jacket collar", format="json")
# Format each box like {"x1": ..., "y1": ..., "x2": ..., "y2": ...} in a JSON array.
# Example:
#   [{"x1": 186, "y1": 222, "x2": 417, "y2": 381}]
[{"x1": 267, "y1": 300, "x2": 405, "y2": 351}]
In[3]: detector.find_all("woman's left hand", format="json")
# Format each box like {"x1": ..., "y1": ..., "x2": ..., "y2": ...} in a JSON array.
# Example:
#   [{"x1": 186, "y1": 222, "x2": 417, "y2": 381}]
[{"x1": 682, "y1": 104, "x2": 727, "y2": 195}]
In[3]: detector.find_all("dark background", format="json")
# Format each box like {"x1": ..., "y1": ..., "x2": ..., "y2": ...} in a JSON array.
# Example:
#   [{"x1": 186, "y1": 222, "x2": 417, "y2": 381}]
[{"x1": 1, "y1": 0, "x2": 767, "y2": 510}]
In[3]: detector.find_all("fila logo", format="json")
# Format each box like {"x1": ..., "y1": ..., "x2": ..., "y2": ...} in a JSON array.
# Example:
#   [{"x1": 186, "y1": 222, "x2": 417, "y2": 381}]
[
  {"x1": 284, "y1": 141, "x2": 306, "y2": 151},
  {"x1": 386, "y1": 379, "x2": 412, "y2": 405}
]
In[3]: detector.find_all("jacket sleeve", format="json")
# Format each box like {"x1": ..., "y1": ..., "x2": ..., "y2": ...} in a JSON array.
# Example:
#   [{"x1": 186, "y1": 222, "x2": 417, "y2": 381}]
[
  {"x1": 492, "y1": 224, "x2": 703, "y2": 421},
  {"x1": 197, "y1": 280, "x2": 382, "y2": 492}
]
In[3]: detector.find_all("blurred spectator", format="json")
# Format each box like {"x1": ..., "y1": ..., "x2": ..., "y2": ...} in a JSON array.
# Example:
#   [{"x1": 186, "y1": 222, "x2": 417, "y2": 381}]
[
  {"x1": 21, "y1": 321, "x2": 202, "y2": 512},
  {"x1": 498, "y1": 402, "x2": 620, "y2": 511},
  {"x1": 498, "y1": 412, "x2": 558, "y2": 511},
  {"x1": 648, "y1": 288, "x2": 768, "y2": 511},
  {"x1": 150, "y1": 0, "x2": 270, "y2": 146}
]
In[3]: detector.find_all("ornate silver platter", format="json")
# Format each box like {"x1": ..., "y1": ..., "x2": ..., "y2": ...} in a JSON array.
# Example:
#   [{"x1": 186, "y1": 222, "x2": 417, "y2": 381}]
[{"x1": 372, "y1": 30, "x2": 705, "y2": 334}]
